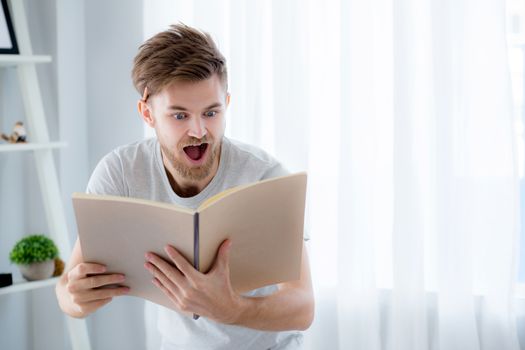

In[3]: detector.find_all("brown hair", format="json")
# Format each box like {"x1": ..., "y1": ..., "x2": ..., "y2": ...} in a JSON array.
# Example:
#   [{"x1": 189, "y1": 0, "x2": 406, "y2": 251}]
[{"x1": 132, "y1": 23, "x2": 227, "y2": 99}]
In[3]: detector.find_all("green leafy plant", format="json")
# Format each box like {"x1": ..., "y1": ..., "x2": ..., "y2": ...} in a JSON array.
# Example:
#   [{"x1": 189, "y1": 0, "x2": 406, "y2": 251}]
[{"x1": 9, "y1": 234, "x2": 59, "y2": 265}]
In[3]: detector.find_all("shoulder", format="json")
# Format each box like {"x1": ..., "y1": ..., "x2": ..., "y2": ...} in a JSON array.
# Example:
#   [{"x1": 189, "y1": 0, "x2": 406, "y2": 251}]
[
  {"x1": 86, "y1": 138, "x2": 158, "y2": 195},
  {"x1": 111, "y1": 138, "x2": 157, "y2": 163},
  {"x1": 224, "y1": 137, "x2": 289, "y2": 180},
  {"x1": 226, "y1": 138, "x2": 275, "y2": 164}
]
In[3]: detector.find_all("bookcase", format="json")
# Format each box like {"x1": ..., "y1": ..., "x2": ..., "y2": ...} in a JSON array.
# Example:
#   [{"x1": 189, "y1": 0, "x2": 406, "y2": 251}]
[{"x1": 0, "y1": 1, "x2": 91, "y2": 349}]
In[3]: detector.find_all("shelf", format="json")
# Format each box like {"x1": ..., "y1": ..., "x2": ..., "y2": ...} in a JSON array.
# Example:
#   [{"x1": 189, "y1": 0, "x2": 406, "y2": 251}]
[
  {"x1": 0, "y1": 55, "x2": 52, "y2": 66},
  {"x1": 0, "y1": 277, "x2": 59, "y2": 296},
  {"x1": 0, "y1": 142, "x2": 66, "y2": 153}
]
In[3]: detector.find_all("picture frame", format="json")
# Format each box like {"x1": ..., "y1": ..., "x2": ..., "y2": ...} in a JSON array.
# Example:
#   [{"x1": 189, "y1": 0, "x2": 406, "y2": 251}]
[{"x1": 0, "y1": 0, "x2": 18, "y2": 54}]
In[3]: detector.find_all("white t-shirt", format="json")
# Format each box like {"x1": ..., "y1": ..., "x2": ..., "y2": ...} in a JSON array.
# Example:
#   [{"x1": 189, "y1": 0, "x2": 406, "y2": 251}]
[{"x1": 86, "y1": 136, "x2": 304, "y2": 350}]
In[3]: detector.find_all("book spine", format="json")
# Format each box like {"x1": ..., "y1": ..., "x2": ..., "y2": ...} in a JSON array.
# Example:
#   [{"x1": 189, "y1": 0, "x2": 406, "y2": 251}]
[
  {"x1": 193, "y1": 212, "x2": 200, "y2": 320},
  {"x1": 193, "y1": 212, "x2": 200, "y2": 271}
]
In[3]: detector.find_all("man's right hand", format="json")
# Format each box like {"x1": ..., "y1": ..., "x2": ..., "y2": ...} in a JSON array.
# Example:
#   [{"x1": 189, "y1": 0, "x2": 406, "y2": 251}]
[
  {"x1": 64, "y1": 263, "x2": 130, "y2": 317},
  {"x1": 56, "y1": 238, "x2": 130, "y2": 318}
]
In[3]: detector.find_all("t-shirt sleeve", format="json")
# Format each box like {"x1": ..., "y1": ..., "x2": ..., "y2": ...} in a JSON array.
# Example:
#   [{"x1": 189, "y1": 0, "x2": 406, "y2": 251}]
[
  {"x1": 86, "y1": 151, "x2": 127, "y2": 196},
  {"x1": 261, "y1": 161, "x2": 289, "y2": 180}
]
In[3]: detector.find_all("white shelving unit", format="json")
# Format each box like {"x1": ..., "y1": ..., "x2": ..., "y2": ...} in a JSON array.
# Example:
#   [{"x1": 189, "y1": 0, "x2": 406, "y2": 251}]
[
  {"x1": 0, "y1": 141, "x2": 66, "y2": 152},
  {"x1": 0, "y1": 54, "x2": 51, "y2": 66},
  {"x1": 0, "y1": 277, "x2": 59, "y2": 296},
  {"x1": 0, "y1": 1, "x2": 91, "y2": 350}
]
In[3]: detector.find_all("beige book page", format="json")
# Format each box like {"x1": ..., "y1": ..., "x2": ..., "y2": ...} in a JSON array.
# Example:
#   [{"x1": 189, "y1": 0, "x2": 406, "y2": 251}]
[
  {"x1": 198, "y1": 172, "x2": 307, "y2": 293},
  {"x1": 198, "y1": 183, "x2": 250, "y2": 210},
  {"x1": 72, "y1": 194, "x2": 194, "y2": 310}
]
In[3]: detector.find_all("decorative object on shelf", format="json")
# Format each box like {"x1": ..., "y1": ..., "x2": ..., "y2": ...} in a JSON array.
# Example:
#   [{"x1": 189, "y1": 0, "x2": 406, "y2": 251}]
[
  {"x1": 0, "y1": 0, "x2": 18, "y2": 54},
  {"x1": 1, "y1": 121, "x2": 27, "y2": 143},
  {"x1": 53, "y1": 257, "x2": 65, "y2": 277},
  {"x1": 0, "y1": 273, "x2": 13, "y2": 287},
  {"x1": 9, "y1": 234, "x2": 59, "y2": 281}
]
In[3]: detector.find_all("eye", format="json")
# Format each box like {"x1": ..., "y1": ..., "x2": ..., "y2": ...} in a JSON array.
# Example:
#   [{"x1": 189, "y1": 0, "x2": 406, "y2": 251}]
[
  {"x1": 173, "y1": 112, "x2": 187, "y2": 120},
  {"x1": 204, "y1": 110, "x2": 217, "y2": 118}
]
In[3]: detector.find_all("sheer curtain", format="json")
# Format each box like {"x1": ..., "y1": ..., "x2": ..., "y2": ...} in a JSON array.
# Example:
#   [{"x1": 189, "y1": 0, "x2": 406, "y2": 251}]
[{"x1": 143, "y1": 1, "x2": 521, "y2": 349}]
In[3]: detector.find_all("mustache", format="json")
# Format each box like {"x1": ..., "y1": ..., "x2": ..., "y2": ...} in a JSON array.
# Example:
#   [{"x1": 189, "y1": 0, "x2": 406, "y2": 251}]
[{"x1": 180, "y1": 135, "x2": 211, "y2": 148}]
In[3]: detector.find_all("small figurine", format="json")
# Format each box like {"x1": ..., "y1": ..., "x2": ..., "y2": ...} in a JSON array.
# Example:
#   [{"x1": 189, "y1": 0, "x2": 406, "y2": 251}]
[{"x1": 1, "y1": 121, "x2": 27, "y2": 143}]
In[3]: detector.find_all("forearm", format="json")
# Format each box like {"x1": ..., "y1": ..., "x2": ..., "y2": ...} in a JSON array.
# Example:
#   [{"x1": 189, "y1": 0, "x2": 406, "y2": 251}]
[{"x1": 232, "y1": 285, "x2": 314, "y2": 331}]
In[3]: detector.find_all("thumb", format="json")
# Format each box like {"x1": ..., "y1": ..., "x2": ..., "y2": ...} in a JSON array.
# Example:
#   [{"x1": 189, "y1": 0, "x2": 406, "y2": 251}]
[{"x1": 213, "y1": 239, "x2": 232, "y2": 272}]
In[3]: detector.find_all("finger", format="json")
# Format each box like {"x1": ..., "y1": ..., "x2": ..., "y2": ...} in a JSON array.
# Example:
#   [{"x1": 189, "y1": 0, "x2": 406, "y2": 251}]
[
  {"x1": 144, "y1": 261, "x2": 185, "y2": 292},
  {"x1": 145, "y1": 253, "x2": 186, "y2": 285},
  {"x1": 152, "y1": 278, "x2": 186, "y2": 313},
  {"x1": 219, "y1": 240, "x2": 232, "y2": 266},
  {"x1": 164, "y1": 245, "x2": 198, "y2": 277},
  {"x1": 68, "y1": 274, "x2": 126, "y2": 293},
  {"x1": 211, "y1": 240, "x2": 232, "y2": 273},
  {"x1": 68, "y1": 263, "x2": 107, "y2": 281},
  {"x1": 152, "y1": 274, "x2": 181, "y2": 303},
  {"x1": 73, "y1": 286, "x2": 130, "y2": 303}
]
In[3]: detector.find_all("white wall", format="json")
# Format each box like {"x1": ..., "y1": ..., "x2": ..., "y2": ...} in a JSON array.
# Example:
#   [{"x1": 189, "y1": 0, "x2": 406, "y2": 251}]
[
  {"x1": 57, "y1": 0, "x2": 88, "y2": 247},
  {"x1": 84, "y1": 1, "x2": 145, "y2": 349},
  {"x1": 85, "y1": 0, "x2": 144, "y2": 169}
]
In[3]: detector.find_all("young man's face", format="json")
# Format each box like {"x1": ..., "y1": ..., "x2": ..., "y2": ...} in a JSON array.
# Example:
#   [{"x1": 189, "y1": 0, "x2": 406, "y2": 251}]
[{"x1": 142, "y1": 74, "x2": 229, "y2": 182}]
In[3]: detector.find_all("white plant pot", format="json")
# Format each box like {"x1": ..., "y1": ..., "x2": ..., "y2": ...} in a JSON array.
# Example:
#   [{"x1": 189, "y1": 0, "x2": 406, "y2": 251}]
[{"x1": 18, "y1": 260, "x2": 54, "y2": 281}]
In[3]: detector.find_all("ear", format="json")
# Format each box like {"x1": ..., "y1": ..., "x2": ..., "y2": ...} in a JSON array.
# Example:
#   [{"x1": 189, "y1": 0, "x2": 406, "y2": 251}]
[
  {"x1": 138, "y1": 99, "x2": 155, "y2": 127},
  {"x1": 225, "y1": 93, "x2": 231, "y2": 108}
]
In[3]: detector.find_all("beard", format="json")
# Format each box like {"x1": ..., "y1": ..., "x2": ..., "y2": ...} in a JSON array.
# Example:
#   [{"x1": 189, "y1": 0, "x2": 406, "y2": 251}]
[{"x1": 160, "y1": 134, "x2": 220, "y2": 182}]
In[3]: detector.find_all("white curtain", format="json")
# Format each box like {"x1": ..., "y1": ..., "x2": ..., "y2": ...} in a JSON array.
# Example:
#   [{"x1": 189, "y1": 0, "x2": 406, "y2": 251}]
[{"x1": 143, "y1": 1, "x2": 522, "y2": 349}]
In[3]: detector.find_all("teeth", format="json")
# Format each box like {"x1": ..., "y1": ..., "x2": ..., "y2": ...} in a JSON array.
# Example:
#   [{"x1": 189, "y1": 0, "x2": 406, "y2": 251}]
[{"x1": 185, "y1": 143, "x2": 207, "y2": 147}]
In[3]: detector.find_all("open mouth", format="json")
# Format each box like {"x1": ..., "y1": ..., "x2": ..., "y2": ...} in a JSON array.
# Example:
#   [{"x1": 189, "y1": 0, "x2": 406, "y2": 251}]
[{"x1": 183, "y1": 143, "x2": 209, "y2": 162}]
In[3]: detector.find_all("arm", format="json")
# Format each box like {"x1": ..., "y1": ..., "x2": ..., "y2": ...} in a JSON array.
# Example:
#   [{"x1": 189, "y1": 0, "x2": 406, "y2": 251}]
[
  {"x1": 145, "y1": 241, "x2": 315, "y2": 331},
  {"x1": 55, "y1": 238, "x2": 130, "y2": 318},
  {"x1": 233, "y1": 243, "x2": 314, "y2": 331}
]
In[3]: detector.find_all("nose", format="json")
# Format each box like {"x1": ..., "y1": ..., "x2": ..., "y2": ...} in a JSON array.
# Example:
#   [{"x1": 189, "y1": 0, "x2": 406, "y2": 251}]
[{"x1": 187, "y1": 116, "x2": 207, "y2": 139}]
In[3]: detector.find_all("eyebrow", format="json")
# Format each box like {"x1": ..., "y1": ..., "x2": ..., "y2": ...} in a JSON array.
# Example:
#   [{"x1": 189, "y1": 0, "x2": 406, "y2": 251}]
[{"x1": 167, "y1": 102, "x2": 223, "y2": 111}]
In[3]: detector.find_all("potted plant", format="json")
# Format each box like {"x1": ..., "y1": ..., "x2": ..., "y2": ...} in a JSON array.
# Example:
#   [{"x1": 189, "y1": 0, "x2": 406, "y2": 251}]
[{"x1": 9, "y1": 234, "x2": 59, "y2": 281}]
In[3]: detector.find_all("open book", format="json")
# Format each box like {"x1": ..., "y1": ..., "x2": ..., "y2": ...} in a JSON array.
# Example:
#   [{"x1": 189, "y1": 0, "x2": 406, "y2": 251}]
[{"x1": 72, "y1": 172, "x2": 307, "y2": 311}]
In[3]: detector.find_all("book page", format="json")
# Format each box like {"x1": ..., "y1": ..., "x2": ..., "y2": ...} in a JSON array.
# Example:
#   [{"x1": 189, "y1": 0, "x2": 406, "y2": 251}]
[
  {"x1": 198, "y1": 173, "x2": 307, "y2": 293},
  {"x1": 72, "y1": 194, "x2": 194, "y2": 310},
  {"x1": 198, "y1": 184, "x2": 247, "y2": 211}
]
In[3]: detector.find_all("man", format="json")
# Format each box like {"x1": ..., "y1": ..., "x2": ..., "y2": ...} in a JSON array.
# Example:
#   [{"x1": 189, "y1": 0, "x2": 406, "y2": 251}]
[{"x1": 56, "y1": 24, "x2": 314, "y2": 349}]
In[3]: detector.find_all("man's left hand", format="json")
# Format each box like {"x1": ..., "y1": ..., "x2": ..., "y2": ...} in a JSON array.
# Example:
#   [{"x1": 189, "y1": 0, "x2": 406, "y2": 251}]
[{"x1": 144, "y1": 239, "x2": 242, "y2": 324}]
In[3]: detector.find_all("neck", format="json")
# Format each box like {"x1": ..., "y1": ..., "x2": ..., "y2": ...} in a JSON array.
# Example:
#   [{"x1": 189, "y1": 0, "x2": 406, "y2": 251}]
[{"x1": 163, "y1": 144, "x2": 221, "y2": 198}]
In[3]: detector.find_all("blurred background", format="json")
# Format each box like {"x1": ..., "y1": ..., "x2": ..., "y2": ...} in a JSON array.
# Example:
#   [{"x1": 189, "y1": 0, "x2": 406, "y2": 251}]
[{"x1": 0, "y1": 0, "x2": 524, "y2": 349}]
